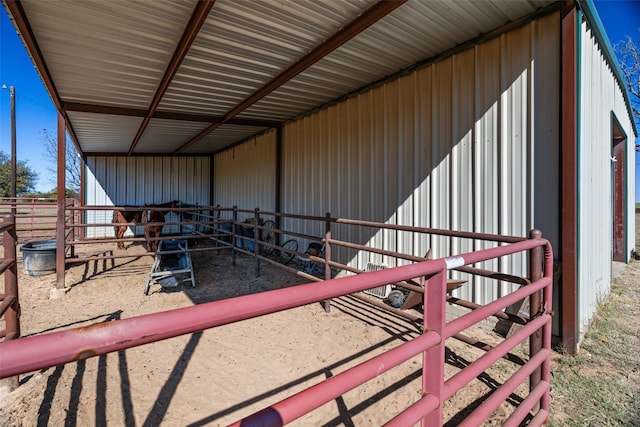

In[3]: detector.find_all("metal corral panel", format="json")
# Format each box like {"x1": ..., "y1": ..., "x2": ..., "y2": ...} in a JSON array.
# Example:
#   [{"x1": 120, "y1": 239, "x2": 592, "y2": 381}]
[
  {"x1": 19, "y1": 0, "x2": 196, "y2": 108},
  {"x1": 183, "y1": 124, "x2": 272, "y2": 155},
  {"x1": 85, "y1": 156, "x2": 210, "y2": 238},
  {"x1": 213, "y1": 131, "x2": 277, "y2": 222},
  {"x1": 577, "y1": 20, "x2": 637, "y2": 340},
  {"x1": 67, "y1": 112, "x2": 143, "y2": 153},
  {"x1": 280, "y1": 14, "x2": 560, "y2": 306}
]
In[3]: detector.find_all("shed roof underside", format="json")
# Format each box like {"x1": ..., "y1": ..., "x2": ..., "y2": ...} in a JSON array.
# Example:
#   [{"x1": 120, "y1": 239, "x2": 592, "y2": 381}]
[{"x1": 3, "y1": 0, "x2": 558, "y2": 157}]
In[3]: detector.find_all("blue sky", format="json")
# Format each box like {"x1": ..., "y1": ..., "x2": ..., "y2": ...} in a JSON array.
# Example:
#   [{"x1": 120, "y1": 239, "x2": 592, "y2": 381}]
[{"x1": 1, "y1": 1, "x2": 639, "y2": 195}]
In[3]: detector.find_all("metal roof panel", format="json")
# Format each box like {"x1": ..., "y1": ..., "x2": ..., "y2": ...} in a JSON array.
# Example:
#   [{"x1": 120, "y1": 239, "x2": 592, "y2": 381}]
[
  {"x1": 5, "y1": 0, "x2": 557, "y2": 155},
  {"x1": 20, "y1": 0, "x2": 196, "y2": 108}
]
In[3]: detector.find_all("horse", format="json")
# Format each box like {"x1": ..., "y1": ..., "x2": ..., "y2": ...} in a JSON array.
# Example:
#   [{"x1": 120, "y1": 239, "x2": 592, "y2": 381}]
[
  {"x1": 113, "y1": 208, "x2": 143, "y2": 250},
  {"x1": 112, "y1": 200, "x2": 179, "y2": 251},
  {"x1": 142, "y1": 200, "x2": 180, "y2": 252}
]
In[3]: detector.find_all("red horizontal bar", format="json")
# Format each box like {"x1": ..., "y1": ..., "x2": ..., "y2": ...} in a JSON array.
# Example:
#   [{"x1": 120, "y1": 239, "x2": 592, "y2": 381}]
[
  {"x1": 0, "y1": 259, "x2": 444, "y2": 378},
  {"x1": 502, "y1": 380, "x2": 549, "y2": 427},
  {"x1": 444, "y1": 314, "x2": 551, "y2": 400},
  {"x1": 444, "y1": 276, "x2": 551, "y2": 338},
  {"x1": 0, "y1": 239, "x2": 549, "y2": 379},
  {"x1": 456, "y1": 349, "x2": 549, "y2": 426},
  {"x1": 523, "y1": 409, "x2": 549, "y2": 427},
  {"x1": 383, "y1": 393, "x2": 440, "y2": 426},
  {"x1": 229, "y1": 331, "x2": 441, "y2": 426}
]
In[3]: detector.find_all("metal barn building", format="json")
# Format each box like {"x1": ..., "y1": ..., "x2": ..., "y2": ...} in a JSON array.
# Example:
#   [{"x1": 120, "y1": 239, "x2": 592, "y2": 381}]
[{"x1": 3, "y1": 0, "x2": 637, "y2": 354}]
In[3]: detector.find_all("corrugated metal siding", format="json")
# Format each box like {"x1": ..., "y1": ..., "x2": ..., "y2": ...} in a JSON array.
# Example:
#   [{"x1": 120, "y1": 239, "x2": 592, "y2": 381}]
[
  {"x1": 67, "y1": 112, "x2": 143, "y2": 153},
  {"x1": 16, "y1": 0, "x2": 555, "y2": 156},
  {"x1": 85, "y1": 156, "x2": 210, "y2": 238},
  {"x1": 208, "y1": 14, "x2": 560, "y2": 306},
  {"x1": 135, "y1": 119, "x2": 211, "y2": 153},
  {"x1": 21, "y1": 0, "x2": 196, "y2": 108},
  {"x1": 278, "y1": 13, "x2": 560, "y2": 305},
  {"x1": 240, "y1": 0, "x2": 554, "y2": 121},
  {"x1": 577, "y1": 20, "x2": 636, "y2": 339},
  {"x1": 213, "y1": 132, "x2": 277, "y2": 222},
  {"x1": 160, "y1": 0, "x2": 377, "y2": 117},
  {"x1": 184, "y1": 124, "x2": 272, "y2": 155}
]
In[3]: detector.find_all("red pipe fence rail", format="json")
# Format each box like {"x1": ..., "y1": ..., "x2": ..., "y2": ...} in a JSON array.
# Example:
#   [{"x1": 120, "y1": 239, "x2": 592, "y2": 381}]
[
  {"x1": 0, "y1": 214, "x2": 20, "y2": 393},
  {"x1": 0, "y1": 200, "x2": 553, "y2": 424},
  {"x1": 0, "y1": 197, "x2": 79, "y2": 243},
  {"x1": 0, "y1": 222, "x2": 553, "y2": 425}
]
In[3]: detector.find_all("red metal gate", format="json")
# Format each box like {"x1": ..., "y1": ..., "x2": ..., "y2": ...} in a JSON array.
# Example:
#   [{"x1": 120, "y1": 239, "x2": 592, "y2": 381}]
[{"x1": 0, "y1": 235, "x2": 552, "y2": 426}]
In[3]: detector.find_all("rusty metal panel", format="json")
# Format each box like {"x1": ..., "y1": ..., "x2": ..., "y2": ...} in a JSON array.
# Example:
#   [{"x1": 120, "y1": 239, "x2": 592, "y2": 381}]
[
  {"x1": 85, "y1": 156, "x2": 210, "y2": 238},
  {"x1": 213, "y1": 132, "x2": 277, "y2": 221}
]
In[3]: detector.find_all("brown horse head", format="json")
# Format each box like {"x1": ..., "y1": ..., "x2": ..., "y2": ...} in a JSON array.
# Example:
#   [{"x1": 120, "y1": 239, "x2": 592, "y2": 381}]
[
  {"x1": 113, "y1": 208, "x2": 143, "y2": 250},
  {"x1": 142, "y1": 201, "x2": 180, "y2": 252}
]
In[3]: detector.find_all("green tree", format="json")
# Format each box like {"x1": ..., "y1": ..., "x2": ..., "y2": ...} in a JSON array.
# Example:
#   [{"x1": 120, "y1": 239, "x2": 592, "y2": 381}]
[
  {"x1": 40, "y1": 129, "x2": 81, "y2": 194},
  {"x1": 614, "y1": 33, "x2": 640, "y2": 151},
  {"x1": 0, "y1": 151, "x2": 39, "y2": 196}
]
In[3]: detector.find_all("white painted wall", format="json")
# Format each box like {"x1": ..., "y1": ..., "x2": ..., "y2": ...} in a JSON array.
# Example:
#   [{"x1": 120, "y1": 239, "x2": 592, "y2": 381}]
[
  {"x1": 213, "y1": 133, "x2": 277, "y2": 222},
  {"x1": 84, "y1": 156, "x2": 211, "y2": 238},
  {"x1": 213, "y1": 13, "x2": 561, "y2": 306},
  {"x1": 577, "y1": 19, "x2": 637, "y2": 340}
]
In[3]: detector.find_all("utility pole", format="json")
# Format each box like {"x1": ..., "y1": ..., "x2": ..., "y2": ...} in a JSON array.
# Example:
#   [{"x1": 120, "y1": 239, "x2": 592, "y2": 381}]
[
  {"x1": 10, "y1": 86, "x2": 16, "y2": 204},
  {"x1": 2, "y1": 85, "x2": 16, "y2": 212}
]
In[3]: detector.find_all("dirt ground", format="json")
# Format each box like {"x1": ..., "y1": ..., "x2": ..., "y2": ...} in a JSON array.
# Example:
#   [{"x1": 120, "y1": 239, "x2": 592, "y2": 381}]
[{"x1": 0, "y1": 236, "x2": 559, "y2": 426}]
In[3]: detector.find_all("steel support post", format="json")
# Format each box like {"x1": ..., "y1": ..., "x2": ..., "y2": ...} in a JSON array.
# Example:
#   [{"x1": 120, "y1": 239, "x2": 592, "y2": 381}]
[
  {"x1": 322, "y1": 212, "x2": 332, "y2": 312},
  {"x1": 421, "y1": 269, "x2": 446, "y2": 426},
  {"x1": 232, "y1": 206, "x2": 237, "y2": 265},
  {"x1": 56, "y1": 112, "x2": 66, "y2": 289},
  {"x1": 529, "y1": 229, "x2": 543, "y2": 397}
]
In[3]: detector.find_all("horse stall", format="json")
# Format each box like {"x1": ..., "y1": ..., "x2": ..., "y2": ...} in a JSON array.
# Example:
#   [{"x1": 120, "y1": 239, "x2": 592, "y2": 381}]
[
  {"x1": 9, "y1": 0, "x2": 638, "y2": 424},
  {"x1": 1, "y1": 201, "x2": 553, "y2": 426}
]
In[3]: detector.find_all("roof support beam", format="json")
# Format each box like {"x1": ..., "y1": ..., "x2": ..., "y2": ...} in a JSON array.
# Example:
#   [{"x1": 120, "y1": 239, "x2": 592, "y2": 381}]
[
  {"x1": 127, "y1": 0, "x2": 216, "y2": 155},
  {"x1": 561, "y1": 3, "x2": 578, "y2": 355},
  {"x1": 172, "y1": 0, "x2": 408, "y2": 155},
  {"x1": 63, "y1": 102, "x2": 280, "y2": 128}
]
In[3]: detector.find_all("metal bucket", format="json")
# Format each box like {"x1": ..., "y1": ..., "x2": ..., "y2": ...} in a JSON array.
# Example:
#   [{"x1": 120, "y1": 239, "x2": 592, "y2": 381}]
[{"x1": 20, "y1": 240, "x2": 57, "y2": 276}]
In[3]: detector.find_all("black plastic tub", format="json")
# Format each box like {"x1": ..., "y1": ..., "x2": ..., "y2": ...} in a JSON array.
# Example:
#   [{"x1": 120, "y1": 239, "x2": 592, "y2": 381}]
[{"x1": 20, "y1": 240, "x2": 57, "y2": 276}]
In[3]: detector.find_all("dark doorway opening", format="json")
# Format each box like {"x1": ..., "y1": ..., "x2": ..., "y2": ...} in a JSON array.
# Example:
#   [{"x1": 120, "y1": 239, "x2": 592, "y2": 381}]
[{"x1": 611, "y1": 113, "x2": 627, "y2": 262}]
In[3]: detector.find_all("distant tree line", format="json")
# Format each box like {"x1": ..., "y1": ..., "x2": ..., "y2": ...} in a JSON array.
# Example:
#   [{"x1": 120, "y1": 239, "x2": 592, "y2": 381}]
[{"x1": 0, "y1": 128, "x2": 81, "y2": 199}]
